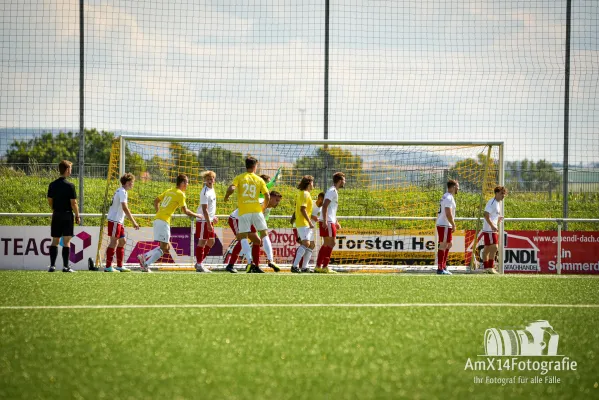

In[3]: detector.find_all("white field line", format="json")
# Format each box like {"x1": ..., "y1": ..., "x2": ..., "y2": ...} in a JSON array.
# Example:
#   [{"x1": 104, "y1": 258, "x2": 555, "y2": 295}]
[
  {"x1": 93, "y1": 270, "x2": 599, "y2": 278},
  {"x1": 0, "y1": 303, "x2": 598, "y2": 310}
]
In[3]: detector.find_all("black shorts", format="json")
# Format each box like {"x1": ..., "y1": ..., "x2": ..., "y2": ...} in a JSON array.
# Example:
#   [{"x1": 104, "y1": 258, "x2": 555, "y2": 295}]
[{"x1": 51, "y1": 212, "x2": 74, "y2": 238}]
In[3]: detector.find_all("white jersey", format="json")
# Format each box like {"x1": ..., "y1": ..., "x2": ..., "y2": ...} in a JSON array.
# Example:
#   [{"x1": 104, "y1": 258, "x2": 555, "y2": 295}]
[
  {"x1": 196, "y1": 185, "x2": 216, "y2": 221},
  {"x1": 107, "y1": 187, "x2": 128, "y2": 224},
  {"x1": 323, "y1": 186, "x2": 339, "y2": 223},
  {"x1": 483, "y1": 198, "x2": 502, "y2": 232},
  {"x1": 436, "y1": 192, "x2": 456, "y2": 227},
  {"x1": 312, "y1": 201, "x2": 322, "y2": 221}
]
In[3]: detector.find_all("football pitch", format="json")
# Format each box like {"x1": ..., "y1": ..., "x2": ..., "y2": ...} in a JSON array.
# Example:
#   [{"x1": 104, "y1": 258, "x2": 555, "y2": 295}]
[{"x1": 1, "y1": 272, "x2": 598, "y2": 399}]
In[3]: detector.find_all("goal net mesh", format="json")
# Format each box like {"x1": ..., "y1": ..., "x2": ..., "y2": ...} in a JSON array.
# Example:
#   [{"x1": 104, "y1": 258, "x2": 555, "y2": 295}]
[{"x1": 96, "y1": 138, "x2": 500, "y2": 271}]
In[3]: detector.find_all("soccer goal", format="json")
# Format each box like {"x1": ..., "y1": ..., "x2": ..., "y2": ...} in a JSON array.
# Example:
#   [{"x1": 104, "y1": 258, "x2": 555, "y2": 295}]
[{"x1": 95, "y1": 136, "x2": 504, "y2": 272}]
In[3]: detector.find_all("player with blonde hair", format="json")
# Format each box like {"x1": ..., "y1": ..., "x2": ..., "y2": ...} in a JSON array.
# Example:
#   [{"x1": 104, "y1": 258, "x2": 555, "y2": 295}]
[{"x1": 104, "y1": 173, "x2": 140, "y2": 272}]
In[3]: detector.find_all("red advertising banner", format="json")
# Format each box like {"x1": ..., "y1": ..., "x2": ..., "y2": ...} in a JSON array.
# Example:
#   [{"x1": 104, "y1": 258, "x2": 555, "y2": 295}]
[{"x1": 466, "y1": 230, "x2": 599, "y2": 274}]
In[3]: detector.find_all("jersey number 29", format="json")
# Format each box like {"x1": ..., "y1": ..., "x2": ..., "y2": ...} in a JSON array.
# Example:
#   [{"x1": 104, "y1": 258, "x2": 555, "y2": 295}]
[{"x1": 242, "y1": 184, "x2": 256, "y2": 199}]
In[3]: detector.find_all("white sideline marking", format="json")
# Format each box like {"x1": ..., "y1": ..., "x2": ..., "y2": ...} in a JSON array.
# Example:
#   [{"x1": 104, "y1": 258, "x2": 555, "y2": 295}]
[{"x1": 0, "y1": 303, "x2": 598, "y2": 310}]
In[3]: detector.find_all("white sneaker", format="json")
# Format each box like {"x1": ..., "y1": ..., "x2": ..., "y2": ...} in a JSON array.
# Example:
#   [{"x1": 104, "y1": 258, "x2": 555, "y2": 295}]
[
  {"x1": 195, "y1": 263, "x2": 212, "y2": 273},
  {"x1": 137, "y1": 254, "x2": 149, "y2": 272}
]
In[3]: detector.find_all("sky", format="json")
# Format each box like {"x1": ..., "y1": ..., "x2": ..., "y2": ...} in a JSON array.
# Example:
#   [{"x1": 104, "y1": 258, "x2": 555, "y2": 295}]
[{"x1": 1, "y1": 0, "x2": 598, "y2": 164}]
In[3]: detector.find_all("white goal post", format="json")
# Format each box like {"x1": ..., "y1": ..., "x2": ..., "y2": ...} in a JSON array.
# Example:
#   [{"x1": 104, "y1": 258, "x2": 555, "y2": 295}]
[{"x1": 95, "y1": 135, "x2": 504, "y2": 273}]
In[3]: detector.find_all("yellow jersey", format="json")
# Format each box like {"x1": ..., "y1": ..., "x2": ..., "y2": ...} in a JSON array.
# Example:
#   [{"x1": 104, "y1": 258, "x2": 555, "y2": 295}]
[
  {"x1": 294, "y1": 190, "x2": 313, "y2": 228},
  {"x1": 232, "y1": 172, "x2": 269, "y2": 216},
  {"x1": 155, "y1": 188, "x2": 186, "y2": 225}
]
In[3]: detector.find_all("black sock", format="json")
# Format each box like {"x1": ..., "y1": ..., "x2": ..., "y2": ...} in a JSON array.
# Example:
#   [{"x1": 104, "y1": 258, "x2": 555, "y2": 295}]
[
  {"x1": 62, "y1": 246, "x2": 70, "y2": 268},
  {"x1": 49, "y1": 246, "x2": 58, "y2": 267}
]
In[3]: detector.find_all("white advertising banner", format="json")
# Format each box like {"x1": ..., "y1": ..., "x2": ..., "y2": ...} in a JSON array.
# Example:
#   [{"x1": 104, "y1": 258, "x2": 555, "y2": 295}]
[{"x1": 0, "y1": 226, "x2": 100, "y2": 270}]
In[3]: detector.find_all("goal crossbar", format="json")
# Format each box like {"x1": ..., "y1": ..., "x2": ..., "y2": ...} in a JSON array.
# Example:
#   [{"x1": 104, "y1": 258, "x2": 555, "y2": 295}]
[{"x1": 119, "y1": 135, "x2": 504, "y2": 148}]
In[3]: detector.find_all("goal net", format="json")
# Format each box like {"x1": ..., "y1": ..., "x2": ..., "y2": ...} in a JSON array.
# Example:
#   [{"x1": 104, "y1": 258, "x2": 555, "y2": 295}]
[{"x1": 95, "y1": 136, "x2": 503, "y2": 272}]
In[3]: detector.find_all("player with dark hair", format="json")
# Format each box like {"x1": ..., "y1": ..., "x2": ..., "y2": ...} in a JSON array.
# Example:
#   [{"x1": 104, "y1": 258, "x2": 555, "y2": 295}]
[
  {"x1": 223, "y1": 168, "x2": 281, "y2": 273},
  {"x1": 47, "y1": 160, "x2": 80, "y2": 272},
  {"x1": 315, "y1": 172, "x2": 345, "y2": 273},
  {"x1": 224, "y1": 190, "x2": 283, "y2": 273},
  {"x1": 435, "y1": 179, "x2": 459, "y2": 275},
  {"x1": 224, "y1": 157, "x2": 270, "y2": 273},
  {"x1": 138, "y1": 174, "x2": 202, "y2": 272},
  {"x1": 482, "y1": 186, "x2": 507, "y2": 274}
]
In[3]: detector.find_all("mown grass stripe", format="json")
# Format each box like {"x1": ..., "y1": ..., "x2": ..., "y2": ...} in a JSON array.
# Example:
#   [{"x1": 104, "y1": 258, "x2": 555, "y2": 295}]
[{"x1": 1, "y1": 303, "x2": 599, "y2": 310}]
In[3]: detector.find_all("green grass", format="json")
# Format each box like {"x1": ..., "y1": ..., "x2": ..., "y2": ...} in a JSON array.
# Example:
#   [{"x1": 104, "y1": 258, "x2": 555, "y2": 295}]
[
  {"x1": 1, "y1": 272, "x2": 599, "y2": 399},
  {"x1": 1, "y1": 175, "x2": 598, "y2": 230}
]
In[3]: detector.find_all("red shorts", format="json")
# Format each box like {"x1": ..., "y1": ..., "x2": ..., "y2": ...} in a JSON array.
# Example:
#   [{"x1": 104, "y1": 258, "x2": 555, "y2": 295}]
[
  {"x1": 195, "y1": 221, "x2": 216, "y2": 240},
  {"x1": 436, "y1": 226, "x2": 453, "y2": 243},
  {"x1": 107, "y1": 221, "x2": 125, "y2": 239},
  {"x1": 482, "y1": 232, "x2": 499, "y2": 246},
  {"x1": 319, "y1": 221, "x2": 337, "y2": 238},
  {"x1": 228, "y1": 217, "x2": 256, "y2": 236}
]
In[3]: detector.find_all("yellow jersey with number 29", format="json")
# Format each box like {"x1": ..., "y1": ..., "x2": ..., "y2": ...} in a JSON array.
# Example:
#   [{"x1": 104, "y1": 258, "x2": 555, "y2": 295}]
[
  {"x1": 232, "y1": 172, "x2": 269, "y2": 216},
  {"x1": 155, "y1": 188, "x2": 187, "y2": 225}
]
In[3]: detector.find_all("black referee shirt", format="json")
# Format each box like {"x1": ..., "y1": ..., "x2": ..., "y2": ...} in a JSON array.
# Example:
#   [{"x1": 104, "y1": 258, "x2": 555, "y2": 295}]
[{"x1": 47, "y1": 177, "x2": 77, "y2": 213}]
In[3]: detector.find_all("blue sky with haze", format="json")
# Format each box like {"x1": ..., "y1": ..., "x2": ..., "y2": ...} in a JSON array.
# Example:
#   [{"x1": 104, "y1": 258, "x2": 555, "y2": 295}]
[{"x1": 1, "y1": 0, "x2": 597, "y2": 163}]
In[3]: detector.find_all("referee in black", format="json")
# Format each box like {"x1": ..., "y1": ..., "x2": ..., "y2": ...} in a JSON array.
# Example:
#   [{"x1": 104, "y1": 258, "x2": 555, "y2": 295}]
[{"x1": 47, "y1": 160, "x2": 81, "y2": 272}]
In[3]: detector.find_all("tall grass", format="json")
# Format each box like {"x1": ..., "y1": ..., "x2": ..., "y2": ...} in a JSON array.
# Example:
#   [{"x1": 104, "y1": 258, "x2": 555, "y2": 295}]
[{"x1": 1, "y1": 173, "x2": 597, "y2": 230}]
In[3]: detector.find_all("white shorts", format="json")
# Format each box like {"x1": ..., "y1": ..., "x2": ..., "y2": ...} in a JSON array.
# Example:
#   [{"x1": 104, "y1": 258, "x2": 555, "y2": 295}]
[
  {"x1": 296, "y1": 226, "x2": 314, "y2": 242},
  {"x1": 153, "y1": 219, "x2": 171, "y2": 243},
  {"x1": 238, "y1": 212, "x2": 267, "y2": 233}
]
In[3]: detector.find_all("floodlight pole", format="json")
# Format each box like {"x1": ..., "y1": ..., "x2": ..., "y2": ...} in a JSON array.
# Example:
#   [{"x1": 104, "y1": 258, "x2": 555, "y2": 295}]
[
  {"x1": 324, "y1": 0, "x2": 329, "y2": 141},
  {"x1": 498, "y1": 144, "x2": 505, "y2": 274},
  {"x1": 563, "y1": 0, "x2": 571, "y2": 231}
]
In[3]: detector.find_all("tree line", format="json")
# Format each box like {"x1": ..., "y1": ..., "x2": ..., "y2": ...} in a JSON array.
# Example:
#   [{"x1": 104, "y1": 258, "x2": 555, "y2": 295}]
[
  {"x1": 4, "y1": 130, "x2": 561, "y2": 193},
  {"x1": 3, "y1": 130, "x2": 369, "y2": 187}
]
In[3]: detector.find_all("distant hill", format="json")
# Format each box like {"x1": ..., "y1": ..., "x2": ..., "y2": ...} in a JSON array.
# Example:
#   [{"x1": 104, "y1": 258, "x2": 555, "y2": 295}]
[{"x1": 3, "y1": 128, "x2": 582, "y2": 168}]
